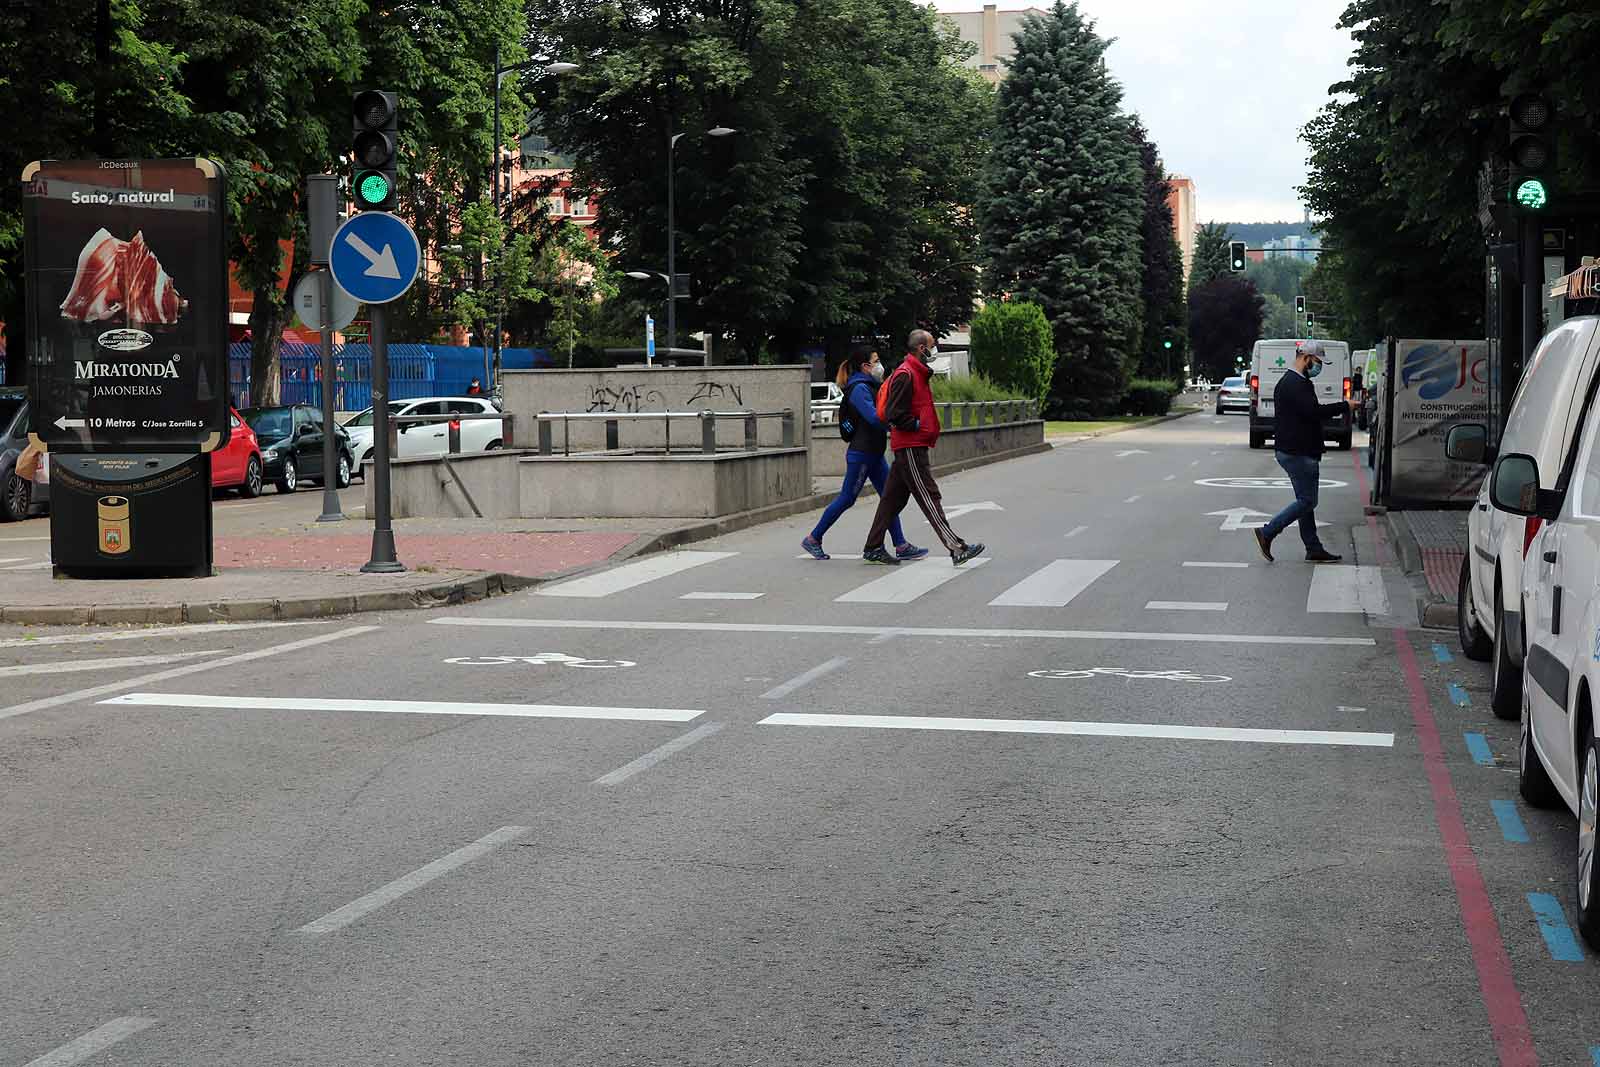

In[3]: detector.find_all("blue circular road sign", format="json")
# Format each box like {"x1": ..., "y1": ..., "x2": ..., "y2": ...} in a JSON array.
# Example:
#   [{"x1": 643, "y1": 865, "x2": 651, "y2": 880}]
[{"x1": 328, "y1": 211, "x2": 422, "y2": 305}]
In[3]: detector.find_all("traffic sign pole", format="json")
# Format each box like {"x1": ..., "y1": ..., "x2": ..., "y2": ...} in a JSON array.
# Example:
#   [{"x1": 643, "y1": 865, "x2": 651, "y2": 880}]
[
  {"x1": 362, "y1": 303, "x2": 403, "y2": 573},
  {"x1": 317, "y1": 268, "x2": 343, "y2": 523}
]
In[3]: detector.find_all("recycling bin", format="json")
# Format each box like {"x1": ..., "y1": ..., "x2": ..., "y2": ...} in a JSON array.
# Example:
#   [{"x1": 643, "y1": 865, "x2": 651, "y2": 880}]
[{"x1": 49, "y1": 452, "x2": 213, "y2": 578}]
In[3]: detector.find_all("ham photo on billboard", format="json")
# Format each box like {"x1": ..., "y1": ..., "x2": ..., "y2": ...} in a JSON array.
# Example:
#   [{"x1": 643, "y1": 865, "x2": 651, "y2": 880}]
[{"x1": 22, "y1": 158, "x2": 227, "y2": 452}]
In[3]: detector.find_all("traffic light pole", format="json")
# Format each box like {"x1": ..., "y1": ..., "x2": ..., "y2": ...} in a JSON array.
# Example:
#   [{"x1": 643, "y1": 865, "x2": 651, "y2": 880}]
[
  {"x1": 362, "y1": 303, "x2": 403, "y2": 573},
  {"x1": 316, "y1": 268, "x2": 343, "y2": 523},
  {"x1": 492, "y1": 41, "x2": 504, "y2": 396},
  {"x1": 1521, "y1": 213, "x2": 1543, "y2": 365}
]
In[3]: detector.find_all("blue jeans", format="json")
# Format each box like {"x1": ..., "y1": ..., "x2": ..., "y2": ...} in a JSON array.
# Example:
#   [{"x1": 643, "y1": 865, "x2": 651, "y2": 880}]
[
  {"x1": 813, "y1": 450, "x2": 905, "y2": 546},
  {"x1": 1262, "y1": 451, "x2": 1325, "y2": 550}
]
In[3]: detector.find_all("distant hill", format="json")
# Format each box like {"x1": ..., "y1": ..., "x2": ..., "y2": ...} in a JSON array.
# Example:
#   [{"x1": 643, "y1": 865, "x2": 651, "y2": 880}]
[{"x1": 1210, "y1": 221, "x2": 1321, "y2": 245}]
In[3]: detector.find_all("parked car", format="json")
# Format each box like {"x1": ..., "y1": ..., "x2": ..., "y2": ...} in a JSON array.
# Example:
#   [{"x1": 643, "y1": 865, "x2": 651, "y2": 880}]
[
  {"x1": 343, "y1": 396, "x2": 504, "y2": 474},
  {"x1": 1247, "y1": 338, "x2": 1354, "y2": 451},
  {"x1": 0, "y1": 390, "x2": 47, "y2": 522},
  {"x1": 211, "y1": 408, "x2": 264, "y2": 497},
  {"x1": 810, "y1": 381, "x2": 844, "y2": 425},
  {"x1": 240, "y1": 403, "x2": 354, "y2": 493},
  {"x1": 1214, "y1": 376, "x2": 1250, "y2": 415},
  {"x1": 1450, "y1": 312, "x2": 1600, "y2": 948}
]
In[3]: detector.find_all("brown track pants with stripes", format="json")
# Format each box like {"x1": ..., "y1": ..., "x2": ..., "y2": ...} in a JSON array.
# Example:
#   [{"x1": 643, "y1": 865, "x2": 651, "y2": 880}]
[{"x1": 864, "y1": 447, "x2": 966, "y2": 554}]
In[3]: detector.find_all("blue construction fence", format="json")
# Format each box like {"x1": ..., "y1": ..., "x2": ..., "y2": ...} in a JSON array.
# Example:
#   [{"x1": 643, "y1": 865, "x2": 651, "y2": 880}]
[{"x1": 228, "y1": 343, "x2": 553, "y2": 411}]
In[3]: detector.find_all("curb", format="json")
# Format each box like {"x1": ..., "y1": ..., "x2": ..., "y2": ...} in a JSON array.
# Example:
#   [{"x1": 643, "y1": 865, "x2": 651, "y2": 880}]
[
  {"x1": 1045, "y1": 407, "x2": 1198, "y2": 444},
  {"x1": 1381, "y1": 509, "x2": 1458, "y2": 631}
]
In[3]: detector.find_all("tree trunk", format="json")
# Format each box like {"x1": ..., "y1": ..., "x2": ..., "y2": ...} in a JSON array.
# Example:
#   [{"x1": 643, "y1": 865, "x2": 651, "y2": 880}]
[{"x1": 247, "y1": 289, "x2": 285, "y2": 406}]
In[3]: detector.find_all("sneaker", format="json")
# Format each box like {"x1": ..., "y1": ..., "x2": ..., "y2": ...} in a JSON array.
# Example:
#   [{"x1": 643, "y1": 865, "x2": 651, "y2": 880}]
[
  {"x1": 800, "y1": 535, "x2": 829, "y2": 561},
  {"x1": 951, "y1": 542, "x2": 986, "y2": 567},
  {"x1": 862, "y1": 546, "x2": 900, "y2": 566},
  {"x1": 1306, "y1": 548, "x2": 1343, "y2": 563},
  {"x1": 895, "y1": 542, "x2": 930, "y2": 561},
  {"x1": 1253, "y1": 528, "x2": 1274, "y2": 563}
]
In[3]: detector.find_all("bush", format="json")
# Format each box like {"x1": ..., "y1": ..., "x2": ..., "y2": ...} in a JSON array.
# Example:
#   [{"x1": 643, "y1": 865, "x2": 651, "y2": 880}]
[
  {"x1": 930, "y1": 374, "x2": 1028, "y2": 404},
  {"x1": 968, "y1": 300, "x2": 1054, "y2": 403},
  {"x1": 1121, "y1": 377, "x2": 1183, "y2": 416}
]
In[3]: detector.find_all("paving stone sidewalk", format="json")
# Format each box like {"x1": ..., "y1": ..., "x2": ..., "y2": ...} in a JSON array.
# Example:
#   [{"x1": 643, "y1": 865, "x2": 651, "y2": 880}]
[{"x1": 1386, "y1": 508, "x2": 1470, "y2": 627}]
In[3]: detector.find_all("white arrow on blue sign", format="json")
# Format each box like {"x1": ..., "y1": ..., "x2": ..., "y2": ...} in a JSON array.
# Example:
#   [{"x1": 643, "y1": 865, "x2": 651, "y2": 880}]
[{"x1": 328, "y1": 211, "x2": 422, "y2": 305}]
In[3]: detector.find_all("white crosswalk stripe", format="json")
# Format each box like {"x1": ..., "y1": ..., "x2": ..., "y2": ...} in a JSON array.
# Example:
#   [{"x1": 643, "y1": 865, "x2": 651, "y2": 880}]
[
  {"x1": 835, "y1": 557, "x2": 990, "y2": 604},
  {"x1": 537, "y1": 551, "x2": 737, "y2": 598},
  {"x1": 1306, "y1": 565, "x2": 1389, "y2": 615},
  {"x1": 988, "y1": 560, "x2": 1117, "y2": 608}
]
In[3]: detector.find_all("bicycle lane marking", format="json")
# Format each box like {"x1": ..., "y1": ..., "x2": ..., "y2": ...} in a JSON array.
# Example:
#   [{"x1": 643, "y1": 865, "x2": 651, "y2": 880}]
[{"x1": 1356, "y1": 449, "x2": 1537, "y2": 1067}]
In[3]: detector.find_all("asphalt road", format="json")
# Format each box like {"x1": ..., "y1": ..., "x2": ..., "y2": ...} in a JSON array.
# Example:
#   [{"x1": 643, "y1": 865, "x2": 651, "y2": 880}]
[{"x1": 2, "y1": 413, "x2": 1595, "y2": 1066}]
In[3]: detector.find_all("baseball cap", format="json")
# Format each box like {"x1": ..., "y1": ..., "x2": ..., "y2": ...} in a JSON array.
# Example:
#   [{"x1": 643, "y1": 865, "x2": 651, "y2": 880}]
[{"x1": 1298, "y1": 340, "x2": 1327, "y2": 361}]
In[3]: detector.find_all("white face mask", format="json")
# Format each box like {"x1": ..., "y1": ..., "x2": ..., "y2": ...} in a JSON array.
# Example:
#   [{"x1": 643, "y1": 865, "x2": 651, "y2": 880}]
[{"x1": 869, "y1": 363, "x2": 885, "y2": 381}]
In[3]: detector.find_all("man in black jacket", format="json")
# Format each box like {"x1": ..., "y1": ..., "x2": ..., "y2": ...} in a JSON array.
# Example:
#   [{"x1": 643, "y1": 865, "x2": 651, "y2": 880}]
[{"x1": 1253, "y1": 341, "x2": 1354, "y2": 563}]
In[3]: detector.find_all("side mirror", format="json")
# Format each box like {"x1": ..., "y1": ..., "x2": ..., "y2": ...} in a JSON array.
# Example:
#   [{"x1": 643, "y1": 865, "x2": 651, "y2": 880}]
[
  {"x1": 1489, "y1": 453, "x2": 1557, "y2": 518},
  {"x1": 1444, "y1": 423, "x2": 1489, "y2": 465}
]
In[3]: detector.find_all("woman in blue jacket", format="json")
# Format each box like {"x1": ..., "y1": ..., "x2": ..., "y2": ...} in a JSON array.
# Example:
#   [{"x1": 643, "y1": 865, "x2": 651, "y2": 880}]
[{"x1": 801, "y1": 345, "x2": 928, "y2": 561}]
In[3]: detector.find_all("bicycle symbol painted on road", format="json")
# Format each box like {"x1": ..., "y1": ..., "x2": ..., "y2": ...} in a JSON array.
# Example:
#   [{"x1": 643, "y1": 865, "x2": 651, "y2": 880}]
[
  {"x1": 1028, "y1": 667, "x2": 1232, "y2": 683},
  {"x1": 444, "y1": 653, "x2": 637, "y2": 669},
  {"x1": 1194, "y1": 476, "x2": 1348, "y2": 490}
]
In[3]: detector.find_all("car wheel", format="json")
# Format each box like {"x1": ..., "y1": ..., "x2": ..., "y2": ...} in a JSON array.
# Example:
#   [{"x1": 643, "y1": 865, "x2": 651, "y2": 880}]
[
  {"x1": 336, "y1": 452, "x2": 352, "y2": 489},
  {"x1": 276, "y1": 456, "x2": 298, "y2": 494},
  {"x1": 1, "y1": 473, "x2": 30, "y2": 522},
  {"x1": 1457, "y1": 556, "x2": 1492, "y2": 661},
  {"x1": 1518, "y1": 693, "x2": 1560, "y2": 807},
  {"x1": 240, "y1": 456, "x2": 263, "y2": 499},
  {"x1": 1577, "y1": 726, "x2": 1600, "y2": 949},
  {"x1": 1490, "y1": 584, "x2": 1521, "y2": 721},
  {"x1": 1215, "y1": 403, "x2": 1223, "y2": 415},
  {"x1": 486, "y1": 439, "x2": 503, "y2": 451}
]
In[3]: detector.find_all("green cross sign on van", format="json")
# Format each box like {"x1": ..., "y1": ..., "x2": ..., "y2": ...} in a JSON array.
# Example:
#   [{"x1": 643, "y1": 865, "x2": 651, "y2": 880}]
[{"x1": 1275, "y1": 355, "x2": 1287, "y2": 368}]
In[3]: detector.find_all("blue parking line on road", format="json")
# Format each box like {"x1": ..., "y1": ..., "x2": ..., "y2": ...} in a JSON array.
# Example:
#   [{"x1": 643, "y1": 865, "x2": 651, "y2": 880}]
[
  {"x1": 1590, "y1": 1046, "x2": 1600, "y2": 1067},
  {"x1": 1490, "y1": 800, "x2": 1529, "y2": 843},
  {"x1": 1434, "y1": 643, "x2": 1454, "y2": 663},
  {"x1": 1527, "y1": 892, "x2": 1585, "y2": 962},
  {"x1": 1465, "y1": 733, "x2": 1494, "y2": 765},
  {"x1": 1449, "y1": 683, "x2": 1471, "y2": 707}
]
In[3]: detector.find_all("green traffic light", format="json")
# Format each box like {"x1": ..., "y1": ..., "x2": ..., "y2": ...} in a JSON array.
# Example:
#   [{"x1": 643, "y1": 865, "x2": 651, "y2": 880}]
[
  {"x1": 1515, "y1": 179, "x2": 1547, "y2": 210},
  {"x1": 1163, "y1": 340, "x2": 1173, "y2": 349},
  {"x1": 357, "y1": 171, "x2": 392, "y2": 207}
]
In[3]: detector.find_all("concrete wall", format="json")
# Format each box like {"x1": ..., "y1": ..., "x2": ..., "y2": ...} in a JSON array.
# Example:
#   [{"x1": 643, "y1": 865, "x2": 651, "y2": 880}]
[
  {"x1": 501, "y1": 365, "x2": 811, "y2": 453},
  {"x1": 519, "y1": 448, "x2": 810, "y2": 519},
  {"x1": 367, "y1": 451, "x2": 526, "y2": 519},
  {"x1": 810, "y1": 418, "x2": 1047, "y2": 478}
]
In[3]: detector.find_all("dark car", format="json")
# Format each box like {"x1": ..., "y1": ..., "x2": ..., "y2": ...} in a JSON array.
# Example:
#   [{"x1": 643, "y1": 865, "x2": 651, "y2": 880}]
[
  {"x1": 0, "y1": 391, "x2": 48, "y2": 522},
  {"x1": 240, "y1": 403, "x2": 354, "y2": 493}
]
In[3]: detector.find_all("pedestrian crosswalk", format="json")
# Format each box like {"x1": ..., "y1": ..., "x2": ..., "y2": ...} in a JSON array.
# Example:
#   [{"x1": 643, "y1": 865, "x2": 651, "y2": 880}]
[{"x1": 530, "y1": 549, "x2": 1394, "y2": 618}]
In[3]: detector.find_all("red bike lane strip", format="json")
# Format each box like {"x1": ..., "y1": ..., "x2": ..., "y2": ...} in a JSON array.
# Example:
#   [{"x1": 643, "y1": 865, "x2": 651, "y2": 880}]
[{"x1": 1353, "y1": 449, "x2": 1537, "y2": 1065}]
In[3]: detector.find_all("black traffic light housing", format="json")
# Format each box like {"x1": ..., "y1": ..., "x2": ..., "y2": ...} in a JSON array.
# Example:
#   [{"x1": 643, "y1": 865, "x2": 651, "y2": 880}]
[
  {"x1": 1507, "y1": 91, "x2": 1552, "y2": 211},
  {"x1": 1306, "y1": 311, "x2": 1315, "y2": 327},
  {"x1": 1294, "y1": 295, "x2": 1306, "y2": 315},
  {"x1": 352, "y1": 90, "x2": 398, "y2": 212},
  {"x1": 1229, "y1": 241, "x2": 1247, "y2": 272}
]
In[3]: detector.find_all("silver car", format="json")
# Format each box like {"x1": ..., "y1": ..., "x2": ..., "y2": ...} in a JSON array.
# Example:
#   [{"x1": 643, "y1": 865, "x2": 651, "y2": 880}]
[{"x1": 1215, "y1": 376, "x2": 1251, "y2": 415}]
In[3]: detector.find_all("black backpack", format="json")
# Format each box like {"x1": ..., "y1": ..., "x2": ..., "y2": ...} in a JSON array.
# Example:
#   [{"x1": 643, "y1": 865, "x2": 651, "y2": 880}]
[{"x1": 838, "y1": 384, "x2": 857, "y2": 441}]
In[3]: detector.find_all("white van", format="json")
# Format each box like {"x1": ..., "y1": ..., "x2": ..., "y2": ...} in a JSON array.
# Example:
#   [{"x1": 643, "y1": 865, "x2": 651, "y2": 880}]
[
  {"x1": 1453, "y1": 310, "x2": 1600, "y2": 946},
  {"x1": 1247, "y1": 339, "x2": 1354, "y2": 451}
]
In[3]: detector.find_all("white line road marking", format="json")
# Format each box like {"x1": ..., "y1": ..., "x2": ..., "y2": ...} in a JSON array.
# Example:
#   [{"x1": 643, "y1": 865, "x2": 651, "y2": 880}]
[
  {"x1": 835, "y1": 556, "x2": 990, "y2": 604},
  {"x1": 680, "y1": 591, "x2": 764, "y2": 600},
  {"x1": 1124, "y1": 495, "x2": 1142, "y2": 504},
  {"x1": 537, "y1": 551, "x2": 737, "y2": 598},
  {"x1": 0, "y1": 626, "x2": 377, "y2": 722},
  {"x1": 761, "y1": 657, "x2": 851, "y2": 700},
  {"x1": 22, "y1": 1017, "x2": 157, "y2": 1067},
  {"x1": 1191, "y1": 460, "x2": 1202, "y2": 466},
  {"x1": 0, "y1": 536, "x2": 50, "y2": 542},
  {"x1": 594, "y1": 722, "x2": 727, "y2": 785},
  {"x1": 1183, "y1": 561, "x2": 1249, "y2": 569},
  {"x1": 1307, "y1": 565, "x2": 1390, "y2": 615},
  {"x1": 1115, "y1": 450, "x2": 1150, "y2": 457},
  {"x1": 101, "y1": 693, "x2": 705, "y2": 723},
  {"x1": 1146, "y1": 601, "x2": 1229, "y2": 612},
  {"x1": 3, "y1": 561, "x2": 52, "y2": 570},
  {"x1": 1163, "y1": 475, "x2": 1176, "y2": 481},
  {"x1": 0, "y1": 650, "x2": 224, "y2": 678},
  {"x1": 989, "y1": 559, "x2": 1118, "y2": 608},
  {"x1": 0, "y1": 557, "x2": 26, "y2": 564},
  {"x1": 0, "y1": 619, "x2": 329, "y2": 650},
  {"x1": 432, "y1": 617, "x2": 1376, "y2": 647},
  {"x1": 1063, "y1": 525, "x2": 1088, "y2": 539},
  {"x1": 758, "y1": 712, "x2": 1394, "y2": 748},
  {"x1": 296, "y1": 826, "x2": 530, "y2": 934}
]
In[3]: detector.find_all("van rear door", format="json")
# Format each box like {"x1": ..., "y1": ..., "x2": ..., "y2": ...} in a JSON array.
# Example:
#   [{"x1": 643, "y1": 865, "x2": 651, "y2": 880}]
[{"x1": 1254, "y1": 342, "x2": 1299, "y2": 418}]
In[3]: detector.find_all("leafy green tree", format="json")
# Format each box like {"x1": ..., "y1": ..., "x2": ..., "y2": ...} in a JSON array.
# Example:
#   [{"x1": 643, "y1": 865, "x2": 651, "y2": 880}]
[
  {"x1": 1188, "y1": 222, "x2": 1233, "y2": 291},
  {"x1": 532, "y1": 222, "x2": 620, "y2": 368},
  {"x1": 1244, "y1": 255, "x2": 1312, "y2": 308},
  {"x1": 435, "y1": 199, "x2": 545, "y2": 357},
  {"x1": 969, "y1": 300, "x2": 1053, "y2": 404},
  {"x1": 1261, "y1": 293, "x2": 1297, "y2": 341},
  {"x1": 1131, "y1": 117, "x2": 1187, "y2": 379},
  {"x1": 981, "y1": 0, "x2": 1143, "y2": 416},
  {"x1": 1188, "y1": 276, "x2": 1263, "y2": 382}
]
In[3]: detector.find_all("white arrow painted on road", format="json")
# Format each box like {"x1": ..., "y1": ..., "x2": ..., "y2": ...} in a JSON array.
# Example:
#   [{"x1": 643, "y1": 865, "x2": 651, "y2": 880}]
[
  {"x1": 1115, "y1": 449, "x2": 1150, "y2": 457},
  {"x1": 53, "y1": 415, "x2": 85, "y2": 430},
  {"x1": 1208, "y1": 508, "x2": 1329, "y2": 532},
  {"x1": 344, "y1": 232, "x2": 401, "y2": 279},
  {"x1": 945, "y1": 501, "x2": 1005, "y2": 520}
]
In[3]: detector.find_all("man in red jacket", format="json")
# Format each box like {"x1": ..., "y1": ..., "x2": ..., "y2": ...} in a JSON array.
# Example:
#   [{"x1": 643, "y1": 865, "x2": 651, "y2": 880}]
[{"x1": 861, "y1": 330, "x2": 987, "y2": 567}]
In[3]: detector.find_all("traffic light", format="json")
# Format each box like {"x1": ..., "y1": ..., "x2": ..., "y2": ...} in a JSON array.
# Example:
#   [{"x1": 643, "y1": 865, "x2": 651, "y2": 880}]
[
  {"x1": 1508, "y1": 91, "x2": 1552, "y2": 211},
  {"x1": 1294, "y1": 295, "x2": 1306, "y2": 315},
  {"x1": 1229, "y1": 241, "x2": 1247, "y2": 272},
  {"x1": 1306, "y1": 312, "x2": 1315, "y2": 327},
  {"x1": 352, "y1": 90, "x2": 398, "y2": 212}
]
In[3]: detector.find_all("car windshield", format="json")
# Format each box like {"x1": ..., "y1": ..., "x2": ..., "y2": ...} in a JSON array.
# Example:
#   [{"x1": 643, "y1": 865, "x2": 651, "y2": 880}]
[
  {"x1": 0, "y1": 397, "x2": 23, "y2": 435},
  {"x1": 242, "y1": 407, "x2": 293, "y2": 439},
  {"x1": 345, "y1": 402, "x2": 409, "y2": 428},
  {"x1": 1223, "y1": 377, "x2": 1245, "y2": 388}
]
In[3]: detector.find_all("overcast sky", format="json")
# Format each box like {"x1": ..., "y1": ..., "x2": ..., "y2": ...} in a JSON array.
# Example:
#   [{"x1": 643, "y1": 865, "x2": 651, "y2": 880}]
[{"x1": 928, "y1": 0, "x2": 1355, "y2": 223}]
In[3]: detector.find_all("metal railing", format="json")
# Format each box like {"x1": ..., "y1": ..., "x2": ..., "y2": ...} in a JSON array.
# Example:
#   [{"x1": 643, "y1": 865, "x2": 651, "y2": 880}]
[
  {"x1": 812, "y1": 398, "x2": 1039, "y2": 430},
  {"x1": 532, "y1": 409, "x2": 798, "y2": 456}
]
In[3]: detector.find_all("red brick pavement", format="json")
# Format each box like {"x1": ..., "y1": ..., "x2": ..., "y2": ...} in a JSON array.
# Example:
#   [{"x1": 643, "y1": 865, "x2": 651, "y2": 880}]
[
  {"x1": 1422, "y1": 547, "x2": 1464, "y2": 601},
  {"x1": 214, "y1": 532, "x2": 640, "y2": 578}
]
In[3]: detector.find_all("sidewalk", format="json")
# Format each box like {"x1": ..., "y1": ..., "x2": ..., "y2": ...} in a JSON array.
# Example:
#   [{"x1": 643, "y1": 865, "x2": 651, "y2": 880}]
[{"x1": 1383, "y1": 508, "x2": 1469, "y2": 629}]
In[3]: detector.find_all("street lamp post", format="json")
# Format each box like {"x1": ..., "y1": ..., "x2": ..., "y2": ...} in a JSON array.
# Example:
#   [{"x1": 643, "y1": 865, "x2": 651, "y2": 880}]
[{"x1": 664, "y1": 125, "x2": 735, "y2": 356}]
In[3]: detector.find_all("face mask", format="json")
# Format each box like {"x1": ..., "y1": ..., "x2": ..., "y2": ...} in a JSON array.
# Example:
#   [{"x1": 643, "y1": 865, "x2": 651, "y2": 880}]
[
  {"x1": 1306, "y1": 361, "x2": 1324, "y2": 379},
  {"x1": 869, "y1": 363, "x2": 885, "y2": 381},
  {"x1": 928, "y1": 347, "x2": 940, "y2": 359}
]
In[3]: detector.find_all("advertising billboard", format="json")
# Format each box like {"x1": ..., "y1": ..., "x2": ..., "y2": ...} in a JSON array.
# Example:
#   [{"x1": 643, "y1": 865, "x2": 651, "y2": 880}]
[
  {"x1": 1383, "y1": 339, "x2": 1490, "y2": 506},
  {"x1": 21, "y1": 158, "x2": 229, "y2": 452}
]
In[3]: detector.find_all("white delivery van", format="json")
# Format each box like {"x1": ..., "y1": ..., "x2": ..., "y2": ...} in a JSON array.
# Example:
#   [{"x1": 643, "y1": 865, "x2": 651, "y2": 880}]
[{"x1": 1247, "y1": 338, "x2": 1354, "y2": 451}]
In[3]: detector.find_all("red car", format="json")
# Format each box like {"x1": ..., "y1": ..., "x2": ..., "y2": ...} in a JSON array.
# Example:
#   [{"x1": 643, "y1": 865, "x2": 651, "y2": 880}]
[{"x1": 211, "y1": 407, "x2": 264, "y2": 497}]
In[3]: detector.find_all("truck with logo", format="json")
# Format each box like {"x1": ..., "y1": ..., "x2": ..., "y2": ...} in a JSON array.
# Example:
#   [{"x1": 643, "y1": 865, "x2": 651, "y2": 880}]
[{"x1": 1247, "y1": 338, "x2": 1354, "y2": 451}]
